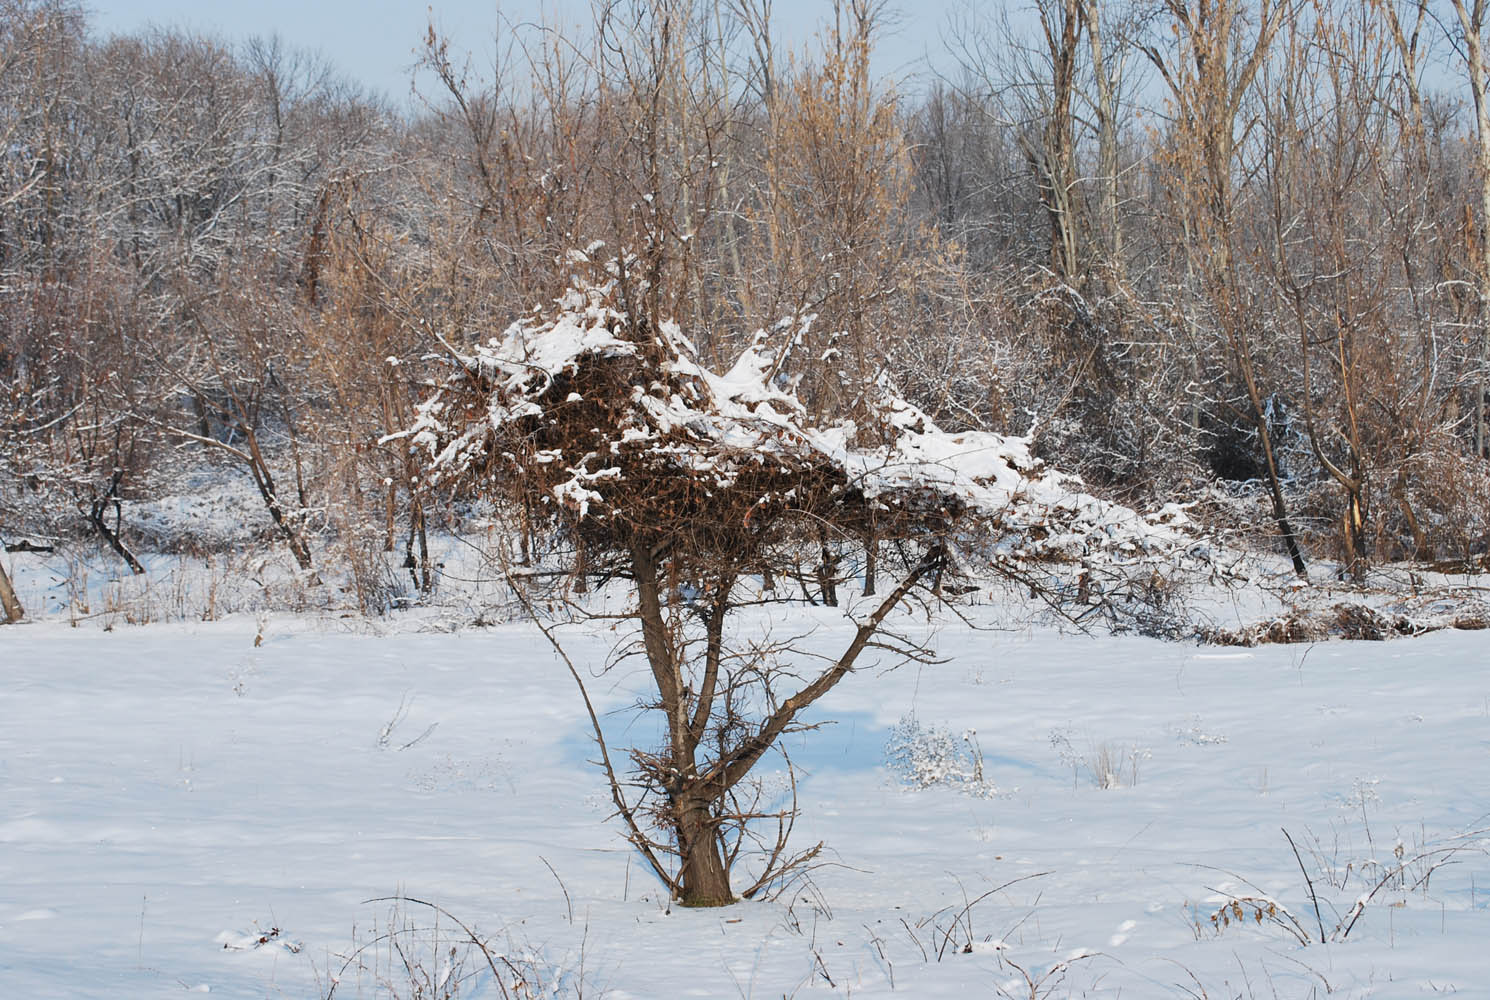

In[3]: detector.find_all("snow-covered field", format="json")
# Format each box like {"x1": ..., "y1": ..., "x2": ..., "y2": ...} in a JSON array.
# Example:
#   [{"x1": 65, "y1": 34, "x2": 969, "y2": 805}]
[{"x1": 3, "y1": 595, "x2": 1490, "y2": 997}]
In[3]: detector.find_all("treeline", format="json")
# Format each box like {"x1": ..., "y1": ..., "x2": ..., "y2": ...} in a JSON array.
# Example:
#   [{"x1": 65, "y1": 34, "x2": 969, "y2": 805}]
[{"x1": 2, "y1": 0, "x2": 1489, "y2": 606}]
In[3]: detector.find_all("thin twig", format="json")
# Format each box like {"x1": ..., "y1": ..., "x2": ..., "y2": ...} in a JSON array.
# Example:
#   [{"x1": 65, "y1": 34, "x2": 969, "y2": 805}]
[
  {"x1": 505, "y1": 572, "x2": 677, "y2": 895},
  {"x1": 1283, "y1": 826, "x2": 1327, "y2": 944},
  {"x1": 539, "y1": 855, "x2": 574, "y2": 925}
]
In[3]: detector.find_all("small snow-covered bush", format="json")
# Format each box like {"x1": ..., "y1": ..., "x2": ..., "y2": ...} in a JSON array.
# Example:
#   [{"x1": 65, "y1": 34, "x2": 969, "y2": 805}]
[
  {"x1": 1086, "y1": 741, "x2": 1149, "y2": 790},
  {"x1": 885, "y1": 715, "x2": 996, "y2": 797},
  {"x1": 1049, "y1": 728, "x2": 1148, "y2": 789}
]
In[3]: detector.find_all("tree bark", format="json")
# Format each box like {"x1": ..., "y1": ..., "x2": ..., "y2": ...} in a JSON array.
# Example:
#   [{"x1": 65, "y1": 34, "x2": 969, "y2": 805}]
[
  {"x1": 0, "y1": 560, "x2": 23, "y2": 624},
  {"x1": 405, "y1": 496, "x2": 432, "y2": 596},
  {"x1": 1450, "y1": 0, "x2": 1490, "y2": 458},
  {"x1": 673, "y1": 795, "x2": 733, "y2": 906},
  {"x1": 91, "y1": 470, "x2": 146, "y2": 575},
  {"x1": 815, "y1": 525, "x2": 838, "y2": 606},
  {"x1": 1035, "y1": 0, "x2": 1083, "y2": 282},
  {"x1": 242, "y1": 427, "x2": 315, "y2": 571},
  {"x1": 1084, "y1": 0, "x2": 1124, "y2": 277}
]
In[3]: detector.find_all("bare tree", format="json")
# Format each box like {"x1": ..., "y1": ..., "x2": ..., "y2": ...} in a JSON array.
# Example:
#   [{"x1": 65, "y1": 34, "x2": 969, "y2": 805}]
[
  {"x1": 9, "y1": 0, "x2": 1490, "y2": 597},
  {"x1": 1446, "y1": 0, "x2": 1490, "y2": 459},
  {"x1": 401, "y1": 259, "x2": 1207, "y2": 906},
  {"x1": 1145, "y1": 0, "x2": 1309, "y2": 574},
  {"x1": 1080, "y1": 0, "x2": 1144, "y2": 281},
  {"x1": 952, "y1": 0, "x2": 1088, "y2": 282}
]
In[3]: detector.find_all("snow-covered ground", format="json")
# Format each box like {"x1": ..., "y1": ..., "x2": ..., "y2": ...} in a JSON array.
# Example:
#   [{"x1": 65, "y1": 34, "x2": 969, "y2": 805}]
[{"x1": 3, "y1": 589, "x2": 1489, "y2": 999}]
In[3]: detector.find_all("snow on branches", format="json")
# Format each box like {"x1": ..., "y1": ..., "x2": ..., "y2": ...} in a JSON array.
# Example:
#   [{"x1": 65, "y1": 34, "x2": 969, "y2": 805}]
[
  {"x1": 394, "y1": 263, "x2": 1218, "y2": 597},
  {"x1": 392, "y1": 258, "x2": 1231, "y2": 903}
]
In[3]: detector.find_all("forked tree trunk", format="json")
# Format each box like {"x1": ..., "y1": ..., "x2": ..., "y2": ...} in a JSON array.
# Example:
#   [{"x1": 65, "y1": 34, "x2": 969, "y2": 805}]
[
  {"x1": 0, "y1": 560, "x2": 23, "y2": 623},
  {"x1": 618, "y1": 528, "x2": 945, "y2": 906},
  {"x1": 91, "y1": 497, "x2": 146, "y2": 575}
]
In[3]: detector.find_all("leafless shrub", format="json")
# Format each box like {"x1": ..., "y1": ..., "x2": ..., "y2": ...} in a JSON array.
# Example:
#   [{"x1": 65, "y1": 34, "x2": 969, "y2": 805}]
[
  {"x1": 901, "y1": 873, "x2": 1051, "y2": 962},
  {"x1": 1049, "y1": 729, "x2": 1147, "y2": 789},
  {"x1": 319, "y1": 896, "x2": 591, "y2": 1000},
  {"x1": 1193, "y1": 822, "x2": 1490, "y2": 947}
]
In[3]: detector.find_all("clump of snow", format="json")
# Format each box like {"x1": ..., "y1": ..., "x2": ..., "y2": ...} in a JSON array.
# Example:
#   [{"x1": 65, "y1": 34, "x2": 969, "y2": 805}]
[{"x1": 216, "y1": 924, "x2": 302, "y2": 954}]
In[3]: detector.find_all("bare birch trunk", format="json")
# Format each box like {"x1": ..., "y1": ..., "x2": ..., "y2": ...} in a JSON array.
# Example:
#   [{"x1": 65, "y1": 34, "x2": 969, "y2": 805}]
[
  {"x1": 0, "y1": 560, "x2": 23, "y2": 624},
  {"x1": 1451, "y1": 0, "x2": 1490, "y2": 458}
]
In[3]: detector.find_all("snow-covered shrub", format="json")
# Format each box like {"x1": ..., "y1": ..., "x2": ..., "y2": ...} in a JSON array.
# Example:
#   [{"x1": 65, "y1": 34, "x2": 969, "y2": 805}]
[
  {"x1": 394, "y1": 258, "x2": 1227, "y2": 906},
  {"x1": 1049, "y1": 728, "x2": 1148, "y2": 789},
  {"x1": 885, "y1": 715, "x2": 996, "y2": 797},
  {"x1": 1085, "y1": 741, "x2": 1148, "y2": 789},
  {"x1": 396, "y1": 262, "x2": 1229, "y2": 607}
]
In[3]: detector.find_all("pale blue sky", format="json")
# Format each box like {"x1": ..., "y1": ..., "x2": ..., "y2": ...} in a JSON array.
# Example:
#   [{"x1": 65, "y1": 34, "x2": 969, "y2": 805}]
[{"x1": 88, "y1": 0, "x2": 976, "y2": 103}]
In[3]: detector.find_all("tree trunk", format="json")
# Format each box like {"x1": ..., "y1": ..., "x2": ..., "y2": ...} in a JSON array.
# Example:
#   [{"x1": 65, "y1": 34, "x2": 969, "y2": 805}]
[
  {"x1": 816, "y1": 526, "x2": 838, "y2": 607},
  {"x1": 1454, "y1": 0, "x2": 1490, "y2": 458},
  {"x1": 1396, "y1": 468, "x2": 1432, "y2": 561},
  {"x1": 405, "y1": 496, "x2": 432, "y2": 596},
  {"x1": 384, "y1": 477, "x2": 397, "y2": 552},
  {"x1": 572, "y1": 533, "x2": 588, "y2": 595},
  {"x1": 242, "y1": 427, "x2": 314, "y2": 572},
  {"x1": 1252, "y1": 406, "x2": 1309, "y2": 577},
  {"x1": 0, "y1": 560, "x2": 23, "y2": 623},
  {"x1": 519, "y1": 496, "x2": 533, "y2": 566},
  {"x1": 192, "y1": 392, "x2": 214, "y2": 441},
  {"x1": 91, "y1": 498, "x2": 146, "y2": 576},
  {"x1": 1035, "y1": 0, "x2": 1082, "y2": 283},
  {"x1": 384, "y1": 390, "x2": 399, "y2": 552},
  {"x1": 415, "y1": 505, "x2": 432, "y2": 594},
  {"x1": 1341, "y1": 489, "x2": 1367, "y2": 577},
  {"x1": 674, "y1": 796, "x2": 733, "y2": 906},
  {"x1": 91, "y1": 470, "x2": 146, "y2": 575},
  {"x1": 1085, "y1": 0, "x2": 1124, "y2": 279}
]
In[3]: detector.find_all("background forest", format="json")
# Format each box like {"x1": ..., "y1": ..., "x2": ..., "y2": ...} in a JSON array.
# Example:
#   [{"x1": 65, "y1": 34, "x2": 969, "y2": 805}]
[{"x1": 4, "y1": 0, "x2": 1490, "y2": 615}]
